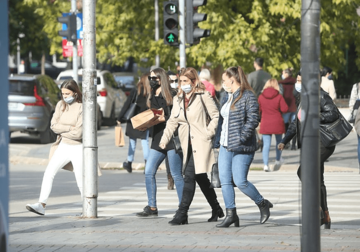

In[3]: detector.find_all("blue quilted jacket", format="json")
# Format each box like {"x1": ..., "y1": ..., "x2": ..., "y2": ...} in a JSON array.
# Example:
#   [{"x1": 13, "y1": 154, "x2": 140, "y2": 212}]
[{"x1": 214, "y1": 89, "x2": 259, "y2": 152}]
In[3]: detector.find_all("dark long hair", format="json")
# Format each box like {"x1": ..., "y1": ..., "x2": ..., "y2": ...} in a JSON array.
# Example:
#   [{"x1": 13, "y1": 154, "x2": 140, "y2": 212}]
[
  {"x1": 137, "y1": 72, "x2": 151, "y2": 97},
  {"x1": 147, "y1": 68, "x2": 173, "y2": 107},
  {"x1": 224, "y1": 66, "x2": 253, "y2": 110},
  {"x1": 60, "y1": 79, "x2": 82, "y2": 111}
]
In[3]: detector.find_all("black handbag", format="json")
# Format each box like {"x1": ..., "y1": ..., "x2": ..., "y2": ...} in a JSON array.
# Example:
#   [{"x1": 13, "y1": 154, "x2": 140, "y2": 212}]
[
  {"x1": 209, "y1": 162, "x2": 221, "y2": 188},
  {"x1": 349, "y1": 99, "x2": 360, "y2": 123},
  {"x1": 121, "y1": 92, "x2": 137, "y2": 122},
  {"x1": 320, "y1": 108, "x2": 352, "y2": 147},
  {"x1": 172, "y1": 134, "x2": 182, "y2": 154}
]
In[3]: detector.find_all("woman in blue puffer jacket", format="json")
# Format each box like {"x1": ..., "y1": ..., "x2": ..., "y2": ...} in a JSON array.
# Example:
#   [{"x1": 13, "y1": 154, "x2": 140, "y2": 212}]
[{"x1": 213, "y1": 66, "x2": 273, "y2": 228}]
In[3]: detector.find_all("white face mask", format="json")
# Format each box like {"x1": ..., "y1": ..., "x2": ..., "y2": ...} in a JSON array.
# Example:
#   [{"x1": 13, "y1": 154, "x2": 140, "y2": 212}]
[
  {"x1": 170, "y1": 83, "x2": 178, "y2": 89},
  {"x1": 295, "y1": 83, "x2": 301, "y2": 92},
  {"x1": 222, "y1": 82, "x2": 232, "y2": 93},
  {"x1": 181, "y1": 84, "x2": 192, "y2": 94}
]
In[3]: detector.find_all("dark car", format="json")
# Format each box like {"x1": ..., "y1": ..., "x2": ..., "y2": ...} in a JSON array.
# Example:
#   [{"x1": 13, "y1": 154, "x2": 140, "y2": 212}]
[
  {"x1": 28, "y1": 61, "x2": 65, "y2": 80},
  {"x1": 113, "y1": 72, "x2": 138, "y2": 96},
  {"x1": 8, "y1": 74, "x2": 59, "y2": 144}
]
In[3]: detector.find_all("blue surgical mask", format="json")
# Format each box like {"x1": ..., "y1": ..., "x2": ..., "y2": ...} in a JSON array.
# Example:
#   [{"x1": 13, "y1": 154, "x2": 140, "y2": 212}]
[
  {"x1": 181, "y1": 84, "x2": 192, "y2": 94},
  {"x1": 295, "y1": 83, "x2": 301, "y2": 92},
  {"x1": 222, "y1": 83, "x2": 232, "y2": 93},
  {"x1": 64, "y1": 96, "x2": 75, "y2": 104},
  {"x1": 328, "y1": 74, "x2": 333, "y2": 80},
  {"x1": 281, "y1": 74, "x2": 285, "y2": 80}
]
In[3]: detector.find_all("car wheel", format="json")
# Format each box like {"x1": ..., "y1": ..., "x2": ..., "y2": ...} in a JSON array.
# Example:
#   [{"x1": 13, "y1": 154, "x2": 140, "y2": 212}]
[{"x1": 39, "y1": 122, "x2": 57, "y2": 144}]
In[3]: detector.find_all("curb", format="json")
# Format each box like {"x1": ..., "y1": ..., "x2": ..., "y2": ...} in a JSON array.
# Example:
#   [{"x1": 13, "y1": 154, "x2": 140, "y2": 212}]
[{"x1": 9, "y1": 155, "x2": 357, "y2": 173}]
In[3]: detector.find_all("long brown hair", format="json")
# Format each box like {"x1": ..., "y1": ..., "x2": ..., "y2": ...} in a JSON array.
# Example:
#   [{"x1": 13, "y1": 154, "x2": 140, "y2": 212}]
[
  {"x1": 60, "y1": 79, "x2": 82, "y2": 111},
  {"x1": 137, "y1": 72, "x2": 151, "y2": 97},
  {"x1": 178, "y1": 67, "x2": 205, "y2": 96},
  {"x1": 147, "y1": 68, "x2": 173, "y2": 108},
  {"x1": 223, "y1": 66, "x2": 253, "y2": 110}
]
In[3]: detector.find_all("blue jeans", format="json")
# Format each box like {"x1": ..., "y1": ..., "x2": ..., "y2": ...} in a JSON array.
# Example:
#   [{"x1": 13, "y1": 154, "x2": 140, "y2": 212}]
[
  {"x1": 218, "y1": 145, "x2": 263, "y2": 209},
  {"x1": 262, "y1": 134, "x2": 283, "y2": 165},
  {"x1": 145, "y1": 148, "x2": 184, "y2": 208},
  {"x1": 282, "y1": 112, "x2": 296, "y2": 124},
  {"x1": 127, "y1": 130, "x2": 150, "y2": 162}
]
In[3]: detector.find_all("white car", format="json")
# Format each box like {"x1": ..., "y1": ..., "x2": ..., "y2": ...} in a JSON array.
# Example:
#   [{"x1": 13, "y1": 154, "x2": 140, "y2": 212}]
[{"x1": 56, "y1": 69, "x2": 126, "y2": 122}]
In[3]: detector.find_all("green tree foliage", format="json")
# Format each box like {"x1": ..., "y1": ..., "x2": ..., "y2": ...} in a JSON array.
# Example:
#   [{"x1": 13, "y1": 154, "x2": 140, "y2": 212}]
[
  {"x1": 22, "y1": 0, "x2": 360, "y2": 85},
  {"x1": 9, "y1": 0, "x2": 51, "y2": 60}
]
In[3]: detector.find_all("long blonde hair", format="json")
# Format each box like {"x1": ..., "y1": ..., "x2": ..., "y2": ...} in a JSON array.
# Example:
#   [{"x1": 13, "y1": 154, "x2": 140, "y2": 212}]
[{"x1": 262, "y1": 79, "x2": 280, "y2": 92}]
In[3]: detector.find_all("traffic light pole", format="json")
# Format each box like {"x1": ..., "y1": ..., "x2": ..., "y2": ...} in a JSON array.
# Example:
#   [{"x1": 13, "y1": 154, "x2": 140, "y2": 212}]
[
  {"x1": 71, "y1": 0, "x2": 78, "y2": 83},
  {"x1": 300, "y1": 0, "x2": 321, "y2": 251},
  {"x1": 155, "y1": 0, "x2": 160, "y2": 67},
  {"x1": 0, "y1": 1, "x2": 9, "y2": 250},
  {"x1": 82, "y1": 0, "x2": 98, "y2": 218},
  {"x1": 179, "y1": 0, "x2": 186, "y2": 68}
]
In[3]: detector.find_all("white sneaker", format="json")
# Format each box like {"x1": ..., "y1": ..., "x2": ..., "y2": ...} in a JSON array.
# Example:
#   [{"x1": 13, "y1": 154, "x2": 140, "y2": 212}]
[
  {"x1": 263, "y1": 165, "x2": 270, "y2": 172},
  {"x1": 26, "y1": 202, "x2": 45, "y2": 215},
  {"x1": 273, "y1": 158, "x2": 285, "y2": 171}
]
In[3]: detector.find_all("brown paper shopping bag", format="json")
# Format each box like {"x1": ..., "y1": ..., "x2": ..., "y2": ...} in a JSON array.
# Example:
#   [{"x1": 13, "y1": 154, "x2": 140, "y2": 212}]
[
  {"x1": 131, "y1": 108, "x2": 165, "y2": 130},
  {"x1": 115, "y1": 124, "x2": 125, "y2": 147}
]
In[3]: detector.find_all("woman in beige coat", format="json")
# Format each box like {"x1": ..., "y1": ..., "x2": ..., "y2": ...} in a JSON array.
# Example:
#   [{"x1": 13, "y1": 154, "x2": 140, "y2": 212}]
[{"x1": 160, "y1": 67, "x2": 223, "y2": 225}]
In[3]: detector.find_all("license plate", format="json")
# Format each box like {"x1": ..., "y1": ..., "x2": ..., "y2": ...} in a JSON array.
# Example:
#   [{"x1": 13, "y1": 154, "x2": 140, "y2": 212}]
[{"x1": 8, "y1": 102, "x2": 25, "y2": 111}]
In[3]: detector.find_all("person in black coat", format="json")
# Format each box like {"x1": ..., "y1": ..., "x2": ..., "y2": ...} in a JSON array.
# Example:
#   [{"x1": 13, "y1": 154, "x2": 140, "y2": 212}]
[
  {"x1": 136, "y1": 67, "x2": 184, "y2": 218},
  {"x1": 278, "y1": 72, "x2": 339, "y2": 229},
  {"x1": 117, "y1": 72, "x2": 151, "y2": 173}
]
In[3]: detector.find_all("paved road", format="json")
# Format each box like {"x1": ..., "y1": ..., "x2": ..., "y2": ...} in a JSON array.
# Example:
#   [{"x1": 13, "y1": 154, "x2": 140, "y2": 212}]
[{"x1": 8, "y1": 163, "x2": 360, "y2": 251}]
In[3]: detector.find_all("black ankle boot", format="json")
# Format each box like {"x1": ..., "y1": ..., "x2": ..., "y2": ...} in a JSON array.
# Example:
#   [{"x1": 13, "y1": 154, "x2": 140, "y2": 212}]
[
  {"x1": 123, "y1": 161, "x2": 132, "y2": 173},
  {"x1": 257, "y1": 199, "x2": 273, "y2": 224},
  {"x1": 208, "y1": 204, "x2": 225, "y2": 222},
  {"x1": 168, "y1": 209, "x2": 188, "y2": 225},
  {"x1": 216, "y1": 208, "x2": 239, "y2": 228}
]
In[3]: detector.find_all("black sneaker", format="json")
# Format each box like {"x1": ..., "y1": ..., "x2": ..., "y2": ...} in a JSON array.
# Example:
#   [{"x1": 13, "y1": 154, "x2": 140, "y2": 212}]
[{"x1": 136, "y1": 206, "x2": 158, "y2": 217}]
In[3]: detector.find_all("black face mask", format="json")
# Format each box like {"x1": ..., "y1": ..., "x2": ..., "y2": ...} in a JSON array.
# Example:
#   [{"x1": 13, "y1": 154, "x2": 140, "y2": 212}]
[{"x1": 150, "y1": 80, "x2": 160, "y2": 90}]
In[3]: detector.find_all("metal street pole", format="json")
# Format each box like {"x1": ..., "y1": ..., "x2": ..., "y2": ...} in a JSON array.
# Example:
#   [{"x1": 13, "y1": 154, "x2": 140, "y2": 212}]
[
  {"x1": 82, "y1": 0, "x2": 98, "y2": 218},
  {"x1": 71, "y1": 0, "x2": 78, "y2": 83},
  {"x1": 16, "y1": 38, "x2": 20, "y2": 74},
  {"x1": 0, "y1": 0, "x2": 9, "y2": 250},
  {"x1": 179, "y1": 0, "x2": 186, "y2": 68},
  {"x1": 300, "y1": 0, "x2": 321, "y2": 251},
  {"x1": 155, "y1": 0, "x2": 160, "y2": 67}
]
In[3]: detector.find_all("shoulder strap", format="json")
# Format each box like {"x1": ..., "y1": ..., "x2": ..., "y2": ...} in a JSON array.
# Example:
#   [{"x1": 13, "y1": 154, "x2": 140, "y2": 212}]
[{"x1": 199, "y1": 93, "x2": 210, "y2": 119}]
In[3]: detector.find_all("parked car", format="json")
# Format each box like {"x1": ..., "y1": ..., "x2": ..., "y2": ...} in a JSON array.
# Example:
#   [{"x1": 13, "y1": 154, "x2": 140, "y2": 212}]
[
  {"x1": 28, "y1": 61, "x2": 65, "y2": 80},
  {"x1": 113, "y1": 72, "x2": 138, "y2": 96},
  {"x1": 8, "y1": 74, "x2": 59, "y2": 144},
  {"x1": 56, "y1": 69, "x2": 126, "y2": 123}
]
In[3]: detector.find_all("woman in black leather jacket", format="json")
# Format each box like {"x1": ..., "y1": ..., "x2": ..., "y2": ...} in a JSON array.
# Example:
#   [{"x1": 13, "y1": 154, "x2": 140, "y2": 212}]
[{"x1": 278, "y1": 73, "x2": 339, "y2": 229}]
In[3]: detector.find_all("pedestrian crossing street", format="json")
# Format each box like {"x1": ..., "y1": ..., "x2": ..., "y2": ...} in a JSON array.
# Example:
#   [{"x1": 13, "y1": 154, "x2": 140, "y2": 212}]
[{"x1": 91, "y1": 171, "x2": 360, "y2": 227}]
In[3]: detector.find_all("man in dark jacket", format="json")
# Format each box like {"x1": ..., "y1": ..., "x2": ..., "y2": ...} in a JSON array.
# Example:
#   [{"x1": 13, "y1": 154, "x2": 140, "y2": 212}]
[{"x1": 247, "y1": 57, "x2": 271, "y2": 97}]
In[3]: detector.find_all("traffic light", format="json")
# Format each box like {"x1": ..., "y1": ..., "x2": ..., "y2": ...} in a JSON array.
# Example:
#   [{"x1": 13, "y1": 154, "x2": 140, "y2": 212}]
[
  {"x1": 186, "y1": 0, "x2": 211, "y2": 45},
  {"x1": 58, "y1": 13, "x2": 77, "y2": 43},
  {"x1": 163, "y1": 1, "x2": 179, "y2": 46}
]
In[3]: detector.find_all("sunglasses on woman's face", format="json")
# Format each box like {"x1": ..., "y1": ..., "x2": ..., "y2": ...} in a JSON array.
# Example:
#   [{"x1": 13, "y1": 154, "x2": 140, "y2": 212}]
[
  {"x1": 148, "y1": 76, "x2": 158, "y2": 81},
  {"x1": 170, "y1": 79, "x2": 178, "y2": 83}
]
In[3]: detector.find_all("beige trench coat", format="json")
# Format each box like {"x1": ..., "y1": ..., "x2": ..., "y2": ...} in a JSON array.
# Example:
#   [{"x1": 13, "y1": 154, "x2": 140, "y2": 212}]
[{"x1": 160, "y1": 90, "x2": 219, "y2": 174}]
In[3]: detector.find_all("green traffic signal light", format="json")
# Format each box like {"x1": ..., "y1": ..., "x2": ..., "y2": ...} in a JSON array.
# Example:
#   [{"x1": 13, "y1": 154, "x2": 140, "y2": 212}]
[{"x1": 166, "y1": 33, "x2": 178, "y2": 44}]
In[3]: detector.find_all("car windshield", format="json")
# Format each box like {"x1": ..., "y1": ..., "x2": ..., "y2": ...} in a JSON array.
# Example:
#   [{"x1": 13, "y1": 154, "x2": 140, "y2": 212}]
[
  {"x1": 9, "y1": 80, "x2": 35, "y2": 96},
  {"x1": 114, "y1": 76, "x2": 135, "y2": 86}
]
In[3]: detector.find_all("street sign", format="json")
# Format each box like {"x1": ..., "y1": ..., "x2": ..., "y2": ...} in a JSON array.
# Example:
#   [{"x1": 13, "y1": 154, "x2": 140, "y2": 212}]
[{"x1": 62, "y1": 39, "x2": 83, "y2": 57}]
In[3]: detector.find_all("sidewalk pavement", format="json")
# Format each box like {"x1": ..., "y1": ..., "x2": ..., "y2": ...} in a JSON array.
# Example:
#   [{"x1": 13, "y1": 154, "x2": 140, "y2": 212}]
[{"x1": 9, "y1": 213, "x2": 360, "y2": 252}]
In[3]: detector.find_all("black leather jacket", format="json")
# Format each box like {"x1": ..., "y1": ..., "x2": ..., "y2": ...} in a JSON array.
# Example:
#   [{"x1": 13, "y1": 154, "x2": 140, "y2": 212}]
[{"x1": 281, "y1": 88, "x2": 339, "y2": 147}]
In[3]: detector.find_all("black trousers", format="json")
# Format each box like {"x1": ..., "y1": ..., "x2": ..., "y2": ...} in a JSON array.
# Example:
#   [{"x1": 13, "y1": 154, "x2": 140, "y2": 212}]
[
  {"x1": 297, "y1": 143, "x2": 336, "y2": 211},
  {"x1": 179, "y1": 146, "x2": 219, "y2": 212}
]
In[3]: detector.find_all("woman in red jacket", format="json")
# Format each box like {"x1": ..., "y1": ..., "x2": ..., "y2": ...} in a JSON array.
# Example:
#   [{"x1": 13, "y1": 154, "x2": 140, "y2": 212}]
[{"x1": 258, "y1": 79, "x2": 288, "y2": 172}]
